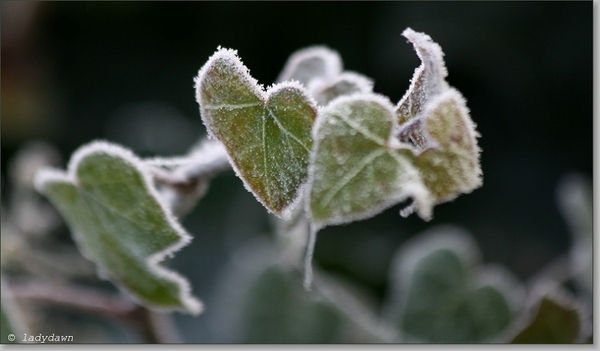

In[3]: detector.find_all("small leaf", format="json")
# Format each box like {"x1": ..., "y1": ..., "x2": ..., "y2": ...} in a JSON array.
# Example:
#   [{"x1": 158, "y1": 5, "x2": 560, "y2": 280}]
[
  {"x1": 196, "y1": 48, "x2": 317, "y2": 218},
  {"x1": 395, "y1": 27, "x2": 449, "y2": 147},
  {"x1": 276, "y1": 46, "x2": 343, "y2": 87},
  {"x1": 414, "y1": 89, "x2": 482, "y2": 203},
  {"x1": 394, "y1": 28, "x2": 482, "y2": 203},
  {"x1": 311, "y1": 72, "x2": 374, "y2": 106},
  {"x1": 34, "y1": 141, "x2": 202, "y2": 315},
  {"x1": 307, "y1": 93, "x2": 433, "y2": 230},
  {"x1": 277, "y1": 46, "x2": 373, "y2": 106},
  {"x1": 385, "y1": 226, "x2": 522, "y2": 343},
  {"x1": 510, "y1": 288, "x2": 586, "y2": 343}
]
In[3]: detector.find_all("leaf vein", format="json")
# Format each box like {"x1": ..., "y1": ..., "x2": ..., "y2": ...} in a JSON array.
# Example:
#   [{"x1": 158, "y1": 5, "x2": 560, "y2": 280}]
[
  {"x1": 319, "y1": 148, "x2": 387, "y2": 209},
  {"x1": 267, "y1": 108, "x2": 311, "y2": 153}
]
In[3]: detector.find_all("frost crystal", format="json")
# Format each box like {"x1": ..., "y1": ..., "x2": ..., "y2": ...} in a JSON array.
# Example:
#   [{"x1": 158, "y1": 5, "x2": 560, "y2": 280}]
[
  {"x1": 196, "y1": 47, "x2": 317, "y2": 218},
  {"x1": 35, "y1": 141, "x2": 203, "y2": 315},
  {"x1": 277, "y1": 46, "x2": 373, "y2": 106}
]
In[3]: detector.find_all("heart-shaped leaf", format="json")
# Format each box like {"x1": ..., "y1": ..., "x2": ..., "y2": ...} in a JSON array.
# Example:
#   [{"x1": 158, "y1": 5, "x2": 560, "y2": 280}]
[
  {"x1": 195, "y1": 48, "x2": 317, "y2": 218},
  {"x1": 307, "y1": 93, "x2": 433, "y2": 230},
  {"x1": 34, "y1": 141, "x2": 202, "y2": 315},
  {"x1": 384, "y1": 226, "x2": 522, "y2": 343}
]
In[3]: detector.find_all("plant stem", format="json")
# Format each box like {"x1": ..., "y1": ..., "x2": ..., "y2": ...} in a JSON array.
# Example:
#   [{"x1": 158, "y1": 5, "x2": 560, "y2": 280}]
[{"x1": 4, "y1": 279, "x2": 179, "y2": 343}]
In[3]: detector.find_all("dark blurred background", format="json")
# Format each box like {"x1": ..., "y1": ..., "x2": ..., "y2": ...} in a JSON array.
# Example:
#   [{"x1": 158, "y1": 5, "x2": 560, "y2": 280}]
[{"x1": 1, "y1": 1, "x2": 592, "y2": 342}]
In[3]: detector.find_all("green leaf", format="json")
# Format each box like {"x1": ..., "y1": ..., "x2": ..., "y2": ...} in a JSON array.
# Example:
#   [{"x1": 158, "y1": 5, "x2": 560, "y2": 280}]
[
  {"x1": 196, "y1": 48, "x2": 317, "y2": 218},
  {"x1": 34, "y1": 141, "x2": 202, "y2": 315},
  {"x1": 385, "y1": 226, "x2": 521, "y2": 343},
  {"x1": 394, "y1": 28, "x2": 482, "y2": 203},
  {"x1": 414, "y1": 89, "x2": 482, "y2": 203},
  {"x1": 240, "y1": 266, "x2": 343, "y2": 343},
  {"x1": 510, "y1": 289, "x2": 586, "y2": 343},
  {"x1": 208, "y1": 239, "x2": 347, "y2": 343},
  {"x1": 307, "y1": 93, "x2": 433, "y2": 230}
]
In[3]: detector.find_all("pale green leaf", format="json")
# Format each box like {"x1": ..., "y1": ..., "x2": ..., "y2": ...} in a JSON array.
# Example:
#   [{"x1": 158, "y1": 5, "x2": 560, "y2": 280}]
[
  {"x1": 385, "y1": 226, "x2": 522, "y2": 343},
  {"x1": 414, "y1": 89, "x2": 482, "y2": 203},
  {"x1": 195, "y1": 48, "x2": 317, "y2": 218},
  {"x1": 307, "y1": 93, "x2": 433, "y2": 231},
  {"x1": 34, "y1": 141, "x2": 202, "y2": 315},
  {"x1": 276, "y1": 45, "x2": 342, "y2": 87},
  {"x1": 277, "y1": 46, "x2": 373, "y2": 106},
  {"x1": 394, "y1": 28, "x2": 482, "y2": 203}
]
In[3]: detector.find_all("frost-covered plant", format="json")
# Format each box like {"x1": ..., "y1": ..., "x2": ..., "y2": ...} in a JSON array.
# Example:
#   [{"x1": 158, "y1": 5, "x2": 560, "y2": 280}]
[{"x1": 1, "y1": 28, "x2": 590, "y2": 344}]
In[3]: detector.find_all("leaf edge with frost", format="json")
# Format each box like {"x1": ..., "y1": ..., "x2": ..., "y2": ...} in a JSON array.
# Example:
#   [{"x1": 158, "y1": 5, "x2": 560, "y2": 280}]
[
  {"x1": 34, "y1": 140, "x2": 203, "y2": 315},
  {"x1": 195, "y1": 47, "x2": 317, "y2": 219}
]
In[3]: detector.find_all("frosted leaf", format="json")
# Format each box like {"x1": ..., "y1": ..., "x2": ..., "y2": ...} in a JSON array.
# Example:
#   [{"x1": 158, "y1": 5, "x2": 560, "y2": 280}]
[
  {"x1": 34, "y1": 141, "x2": 202, "y2": 315},
  {"x1": 307, "y1": 93, "x2": 432, "y2": 231},
  {"x1": 395, "y1": 28, "x2": 449, "y2": 148},
  {"x1": 384, "y1": 226, "x2": 522, "y2": 343},
  {"x1": 276, "y1": 46, "x2": 342, "y2": 86},
  {"x1": 311, "y1": 72, "x2": 374, "y2": 106},
  {"x1": 396, "y1": 28, "x2": 449, "y2": 125},
  {"x1": 415, "y1": 89, "x2": 482, "y2": 203},
  {"x1": 392, "y1": 28, "x2": 482, "y2": 204},
  {"x1": 277, "y1": 46, "x2": 373, "y2": 106},
  {"x1": 195, "y1": 47, "x2": 317, "y2": 218}
]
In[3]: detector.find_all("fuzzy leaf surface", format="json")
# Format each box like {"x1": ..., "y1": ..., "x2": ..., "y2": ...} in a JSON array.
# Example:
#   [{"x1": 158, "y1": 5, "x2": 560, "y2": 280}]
[
  {"x1": 196, "y1": 48, "x2": 317, "y2": 217},
  {"x1": 34, "y1": 141, "x2": 202, "y2": 314},
  {"x1": 386, "y1": 226, "x2": 520, "y2": 343},
  {"x1": 307, "y1": 94, "x2": 433, "y2": 230},
  {"x1": 414, "y1": 89, "x2": 482, "y2": 203},
  {"x1": 394, "y1": 28, "x2": 482, "y2": 203}
]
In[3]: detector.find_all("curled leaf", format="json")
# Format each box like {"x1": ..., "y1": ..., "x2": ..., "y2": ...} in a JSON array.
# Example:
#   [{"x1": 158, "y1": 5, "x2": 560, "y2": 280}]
[
  {"x1": 394, "y1": 28, "x2": 482, "y2": 203},
  {"x1": 395, "y1": 27, "x2": 449, "y2": 144},
  {"x1": 196, "y1": 48, "x2": 317, "y2": 218},
  {"x1": 34, "y1": 141, "x2": 202, "y2": 315}
]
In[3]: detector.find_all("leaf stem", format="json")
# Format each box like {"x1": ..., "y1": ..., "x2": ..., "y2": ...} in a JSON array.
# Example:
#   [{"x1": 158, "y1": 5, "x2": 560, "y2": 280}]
[{"x1": 4, "y1": 279, "x2": 179, "y2": 343}]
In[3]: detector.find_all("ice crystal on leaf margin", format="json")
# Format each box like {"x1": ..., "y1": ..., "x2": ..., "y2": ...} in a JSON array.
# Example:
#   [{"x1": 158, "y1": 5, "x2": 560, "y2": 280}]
[{"x1": 35, "y1": 141, "x2": 202, "y2": 315}]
